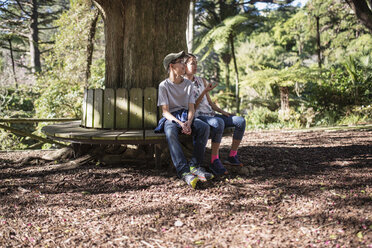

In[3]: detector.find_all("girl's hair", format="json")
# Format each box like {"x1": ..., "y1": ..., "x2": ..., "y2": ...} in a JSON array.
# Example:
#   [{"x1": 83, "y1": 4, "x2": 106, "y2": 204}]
[{"x1": 185, "y1": 53, "x2": 197, "y2": 63}]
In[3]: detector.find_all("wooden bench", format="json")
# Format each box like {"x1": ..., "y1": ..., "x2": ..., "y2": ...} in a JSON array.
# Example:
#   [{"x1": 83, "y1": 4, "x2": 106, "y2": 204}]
[{"x1": 42, "y1": 87, "x2": 234, "y2": 166}]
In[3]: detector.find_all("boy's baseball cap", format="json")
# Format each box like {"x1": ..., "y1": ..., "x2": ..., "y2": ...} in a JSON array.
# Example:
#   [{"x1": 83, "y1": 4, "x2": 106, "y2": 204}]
[{"x1": 163, "y1": 51, "x2": 185, "y2": 70}]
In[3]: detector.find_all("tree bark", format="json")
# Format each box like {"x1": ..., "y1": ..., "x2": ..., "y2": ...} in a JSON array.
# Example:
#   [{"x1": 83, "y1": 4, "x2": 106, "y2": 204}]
[
  {"x1": 315, "y1": 15, "x2": 321, "y2": 69},
  {"x1": 345, "y1": 0, "x2": 372, "y2": 34},
  {"x1": 93, "y1": 0, "x2": 190, "y2": 89},
  {"x1": 221, "y1": 52, "x2": 231, "y2": 90},
  {"x1": 279, "y1": 86, "x2": 290, "y2": 114},
  {"x1": 85, "y1": 9, "x2": 99, "y2": 87},
  {"x1": 229, "y1": 33, "x2": 240, "y2": 113},
  {"x1": 29, "y1": 0, "x2": 41, "y2": 73}
]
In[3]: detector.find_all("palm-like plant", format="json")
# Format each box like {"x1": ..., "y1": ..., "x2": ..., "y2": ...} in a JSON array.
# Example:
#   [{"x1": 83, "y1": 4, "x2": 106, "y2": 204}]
[
  {"x1": 193, "y1": 0, "x2": 294, "y2": 113},
  {"x1": 195, "y1": 10, "x2": 261, "y2": 113},
  {"x1": 241, "y1": 65, "x2": 320, "y2": 119},
  {"x1": 343, "y1": 53, "x2": 372, "y2": 105}
]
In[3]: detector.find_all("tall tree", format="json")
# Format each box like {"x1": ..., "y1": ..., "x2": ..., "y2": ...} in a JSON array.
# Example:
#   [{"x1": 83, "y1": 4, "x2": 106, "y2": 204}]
[
  {"x1": 85, "y1": 8, "x2": 99, "y2": 87},
  {"x1": 92, "y1": 0, "x2": 190, "y2": 89},
  {"x1": 306, "y1": 0, "x2": 370, "y2": 65},
  {"x1": 0, "y1": 0, "x2": 68, "y2": 74},
  {"x1": 194, "y1": 0, "x2": 296, "y2": 112}
]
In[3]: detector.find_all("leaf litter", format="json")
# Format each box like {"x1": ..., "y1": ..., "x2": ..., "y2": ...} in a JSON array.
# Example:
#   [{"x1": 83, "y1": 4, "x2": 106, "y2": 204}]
[{"x1": 0, "y1": 127, "x2": 371, "y2": 247}]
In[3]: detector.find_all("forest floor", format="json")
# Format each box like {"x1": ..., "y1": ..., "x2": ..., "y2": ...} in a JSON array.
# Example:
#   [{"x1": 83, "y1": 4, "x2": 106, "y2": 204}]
[{"x1": 0, "y1": 126, "x2": 371, "y2": 248}]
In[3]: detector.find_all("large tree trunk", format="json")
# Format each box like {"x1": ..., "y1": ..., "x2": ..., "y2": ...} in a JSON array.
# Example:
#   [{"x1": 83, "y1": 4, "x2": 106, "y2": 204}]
[
  {"x1": 345, "y1": 0, "x2": 372, "y2": 34},
  {"x1": 93, "y1": 0, "x2": 190, "y2": 89},
  {"x1": 29, "y1": 0, "x2": 41, "y2": 73}
]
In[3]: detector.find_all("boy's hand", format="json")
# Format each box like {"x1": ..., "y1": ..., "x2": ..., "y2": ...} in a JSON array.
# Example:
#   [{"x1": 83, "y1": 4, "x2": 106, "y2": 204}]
[{"x1": 181, "y1": 121, "x2": 192, "y2": 135}]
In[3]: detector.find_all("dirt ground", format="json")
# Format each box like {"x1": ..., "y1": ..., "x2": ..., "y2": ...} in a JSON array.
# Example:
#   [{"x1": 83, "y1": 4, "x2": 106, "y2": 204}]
[{"x1": 0, "y1": 126, "x2": 371, "y2": 248}]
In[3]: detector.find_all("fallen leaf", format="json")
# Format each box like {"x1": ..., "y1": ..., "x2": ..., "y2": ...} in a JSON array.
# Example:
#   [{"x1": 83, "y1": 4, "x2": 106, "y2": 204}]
[
  {"x1": 194, "y1": 240, "x2": 204, "y2": 245},
  {"x1": 330, "y1": 234, "x2": 337, "y2": 239}
]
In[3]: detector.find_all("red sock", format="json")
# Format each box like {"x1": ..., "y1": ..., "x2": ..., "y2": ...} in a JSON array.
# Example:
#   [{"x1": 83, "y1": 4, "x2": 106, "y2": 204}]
[
  {"x1": 211, "y1": 155, "x2": 219, "y2": 163},
  {"x1": 229, "y1": 150, "x2": 237, "y2": 157}
]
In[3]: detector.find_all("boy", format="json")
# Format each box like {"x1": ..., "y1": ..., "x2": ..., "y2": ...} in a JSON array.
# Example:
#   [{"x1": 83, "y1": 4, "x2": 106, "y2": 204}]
[{"x1": 157, "y1": 51, "x2": 213, "y2": 188}]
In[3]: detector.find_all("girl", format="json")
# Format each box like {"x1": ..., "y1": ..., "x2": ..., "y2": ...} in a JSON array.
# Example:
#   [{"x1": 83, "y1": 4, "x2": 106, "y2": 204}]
[{"x1": 184, "y1": 53, "x2": 246, "y2": 175}]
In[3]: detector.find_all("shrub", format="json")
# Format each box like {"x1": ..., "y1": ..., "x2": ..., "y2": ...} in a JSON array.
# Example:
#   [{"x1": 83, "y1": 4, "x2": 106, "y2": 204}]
[{"x1": 245, "y1": 107, "x2": 279, "y2": 129}]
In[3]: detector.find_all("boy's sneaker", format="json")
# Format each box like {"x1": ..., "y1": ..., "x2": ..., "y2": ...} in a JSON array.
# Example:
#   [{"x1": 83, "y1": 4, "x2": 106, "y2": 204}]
[
  {"x1": 209, "y1": 159, "x2": 228, "y2": 176},
  {"x1": 224, "y1": 155, "x2": 243, "y2": 167},
  {"x1": 181, "y1": 172, "x2": 199, "y2": 189},
  {"x1": 190, "y1": 166, "x2": 214, "y2": 182}
]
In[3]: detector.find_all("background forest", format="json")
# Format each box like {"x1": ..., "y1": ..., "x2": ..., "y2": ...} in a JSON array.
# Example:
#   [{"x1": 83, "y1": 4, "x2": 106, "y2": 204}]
[{"x1": 0, "y1": 0, "x2": 371, "y2": 150}]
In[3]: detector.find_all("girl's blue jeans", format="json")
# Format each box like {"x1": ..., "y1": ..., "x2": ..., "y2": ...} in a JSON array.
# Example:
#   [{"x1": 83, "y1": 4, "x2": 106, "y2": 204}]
[{"x1": 196, "y1": 114, "x2": 245, "y2": 143}]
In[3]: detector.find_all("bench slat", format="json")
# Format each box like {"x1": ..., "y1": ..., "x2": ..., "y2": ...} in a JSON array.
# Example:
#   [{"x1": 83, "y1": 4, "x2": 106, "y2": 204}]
[
  {"x1": 92, "y1": 130, "x2": 126, "y2": 140},
  {"x1": 145, "y1": 130, "x2": 166, "y2": 141},
  {"x1": 116, "y1": 88, "x2": 129, "y2": 129},
  {"x1": 93, "y1": 89, "x2": 103, "y2": 128},
  {"x1": 86, "y1": 89, "x2": 94, "y2": 128},
  {"x1": 129, "y1": 88, "x2": 143, "y2": 129},
  {"x1": 81, "y1": 89, "x2": 87, "y2": 127},
  {"x1": 103, "y1": 88, "x2": 115, "y2": 129},
  {"x1": 117, "y1": 130, "x2": 144, "y2": 140},
  {"x1": 144, "y1": 87, "x2": 158, "y2": 129}
]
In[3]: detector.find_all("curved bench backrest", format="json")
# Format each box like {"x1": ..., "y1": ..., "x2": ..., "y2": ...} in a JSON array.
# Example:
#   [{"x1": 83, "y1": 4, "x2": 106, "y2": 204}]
[{"x1": 81, "y1": 87, "x2": 160, "y2": 130}]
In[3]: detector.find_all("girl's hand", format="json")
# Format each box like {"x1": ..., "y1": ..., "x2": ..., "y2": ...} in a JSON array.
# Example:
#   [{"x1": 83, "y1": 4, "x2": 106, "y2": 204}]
[
  {"x1": 204, "y1": 82, "x2": 218, "y2": 92},
  {"x1": 222, "y1": 110, "x2": 232, "y2": 117}
]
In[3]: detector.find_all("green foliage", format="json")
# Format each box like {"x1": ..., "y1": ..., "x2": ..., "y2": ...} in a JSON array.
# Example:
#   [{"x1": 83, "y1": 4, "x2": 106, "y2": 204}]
[
  {"x1": 0, "y1": 85, "x2": 39, "y2": 150},
  {"x1": 237, "y1": 33, "x2": 286, "y2": 71},
  {"x1": 35, "y1": 76, "x2": 82, "y2": 118},
  {"x1": 241, "y1": 65, "x2": 319, "y2": 92},
  {"x1": 306, "y1": 0, "x2": 370, "y2": 65},
  {"x1": 0, "y1": 86, "x2": 37, "y2": 118},
  {"x1": 210, "y1": 90, "x2": 236, "y2": 113},
  {"x1": 245, "y1": 107, "x2": 279, "y2": 129},
  {"x1": 273, "y1": 10, "x2": 312, "y2": 57},
  {"x1": 195, "y1": 14, "x2": 252, "y2": 58},
  {"x1": 304, "y1": 58, "x2": 371, "y2": 112},
  {"x1": 35, "y1": 0, "x2": 104, "y2": 118},
  {"x1": 0, "y1": 130, "x2": 29, "y2": 150},
  {"x1": 88, "y1": 58, "x2": 105, "y2": 89},
  {"x1": 0, "y1": 0, "x2": 69, "y2": 74}
]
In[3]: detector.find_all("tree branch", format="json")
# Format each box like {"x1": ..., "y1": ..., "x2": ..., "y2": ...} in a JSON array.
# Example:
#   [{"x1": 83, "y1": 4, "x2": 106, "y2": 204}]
[
  {"x1": 15, "y1": 0, "x2": 31, "y2": 16},
  {"x1": 0, "y1": 6, "x2": 24, "y2": 19},
  {"x1": 345, "y1": 0, "x2": 372, "y2": 33},
  {"x1": 234, "y1": 0, "x2": 293, "y2": 5}
]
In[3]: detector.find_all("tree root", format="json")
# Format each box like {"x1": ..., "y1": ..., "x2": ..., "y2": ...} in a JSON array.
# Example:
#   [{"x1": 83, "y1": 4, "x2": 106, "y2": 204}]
[{"x1": 16, "y1": 147, "x2": 76, "y2": 166}]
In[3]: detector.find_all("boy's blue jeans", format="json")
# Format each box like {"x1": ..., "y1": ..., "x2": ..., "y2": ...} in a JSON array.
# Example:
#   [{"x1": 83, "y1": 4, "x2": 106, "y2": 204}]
[
  {"x1": 196, "y1": 114, "x2": 246, "y2": 143},
  {"x1": 164, "y1": 118, "x2": 210, "y2": 177}
]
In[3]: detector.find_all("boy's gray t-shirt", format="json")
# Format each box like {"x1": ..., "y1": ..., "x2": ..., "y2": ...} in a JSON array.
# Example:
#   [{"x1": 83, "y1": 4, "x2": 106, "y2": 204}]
[{"x1": 158, "y1": 78, "x2": 195, "y2": 113}]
